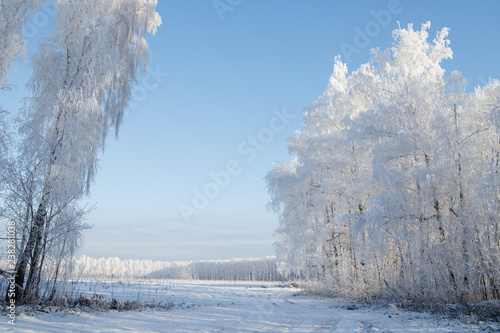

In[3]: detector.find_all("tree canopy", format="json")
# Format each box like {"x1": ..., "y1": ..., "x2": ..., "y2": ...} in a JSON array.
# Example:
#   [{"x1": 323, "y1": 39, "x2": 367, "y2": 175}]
[{"x1": 266, "y1": 22, "x2": 500, "y2": 304}]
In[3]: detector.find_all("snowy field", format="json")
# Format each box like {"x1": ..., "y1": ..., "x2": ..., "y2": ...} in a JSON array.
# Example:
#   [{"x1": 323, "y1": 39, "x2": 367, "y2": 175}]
[{"x1": 1, "y1": 280, "x2": 498, "y2": 332}]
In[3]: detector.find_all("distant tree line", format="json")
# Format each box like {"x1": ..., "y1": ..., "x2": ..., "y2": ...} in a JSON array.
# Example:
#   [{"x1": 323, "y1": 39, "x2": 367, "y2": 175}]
[{"x1": 49, "y1": 256, "x2": 286, "y2": 282}]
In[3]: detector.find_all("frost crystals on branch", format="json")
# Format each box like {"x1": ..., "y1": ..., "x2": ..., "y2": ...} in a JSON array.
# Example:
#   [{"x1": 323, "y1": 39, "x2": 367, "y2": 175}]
[{"x1": 0, "y1": 0, "x2": 46, "y2": 88}]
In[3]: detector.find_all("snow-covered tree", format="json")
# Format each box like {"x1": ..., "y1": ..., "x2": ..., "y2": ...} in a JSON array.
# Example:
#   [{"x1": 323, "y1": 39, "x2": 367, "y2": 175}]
[
  {"x1": 267, "y1": 22, "x2": 500, "y2": 304},
  {"x1": 6, "y1": 0, "x2": 161, "y2": 303}
]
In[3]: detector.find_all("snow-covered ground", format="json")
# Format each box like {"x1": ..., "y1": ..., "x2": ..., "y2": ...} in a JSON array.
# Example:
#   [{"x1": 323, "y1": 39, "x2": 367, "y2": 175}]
[{"x1": 1, "y1": 280, "x2": 498, "y2": 332}]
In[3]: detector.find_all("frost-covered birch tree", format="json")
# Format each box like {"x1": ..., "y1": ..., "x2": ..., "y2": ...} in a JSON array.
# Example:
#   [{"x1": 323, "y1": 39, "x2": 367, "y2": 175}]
[
  {"x1": 267, "y1": 22, "x2": 500, "y2": 304},
  {"x1": 5, "y1": 0, "x2": 161, "y2": 304}
]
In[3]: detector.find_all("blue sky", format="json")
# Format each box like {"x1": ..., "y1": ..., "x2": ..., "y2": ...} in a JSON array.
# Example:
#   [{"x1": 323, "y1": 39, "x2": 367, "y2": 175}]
[{"x1": 4, "y1": 0, "x2": 500, "y2": 261}]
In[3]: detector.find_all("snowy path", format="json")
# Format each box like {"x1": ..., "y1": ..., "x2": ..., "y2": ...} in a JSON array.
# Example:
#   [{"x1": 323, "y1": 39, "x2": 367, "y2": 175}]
[{"x1": 1, "y1": 281, "x2": 497, "y2": 332}]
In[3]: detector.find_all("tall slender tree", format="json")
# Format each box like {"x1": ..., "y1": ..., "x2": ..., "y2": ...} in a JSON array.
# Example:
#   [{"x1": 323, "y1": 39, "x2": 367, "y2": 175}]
[{"x1": 8, "y1": 0, "x2": 161, "y2": 303}]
